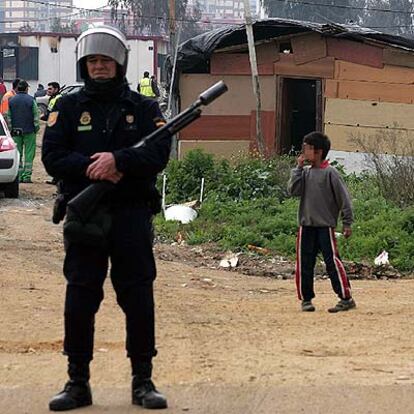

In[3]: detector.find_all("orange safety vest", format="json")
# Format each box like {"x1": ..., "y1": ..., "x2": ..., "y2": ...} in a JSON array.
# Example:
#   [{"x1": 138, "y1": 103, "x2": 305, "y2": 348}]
[{"x1": 1, "y1": 90, "x2": 16, "y2": 114}]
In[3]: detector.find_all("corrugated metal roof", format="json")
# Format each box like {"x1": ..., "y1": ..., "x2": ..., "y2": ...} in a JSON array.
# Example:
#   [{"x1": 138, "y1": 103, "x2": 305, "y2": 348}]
[{"x1": 176, "y1": 18, "x2": 414, "y2": 73}]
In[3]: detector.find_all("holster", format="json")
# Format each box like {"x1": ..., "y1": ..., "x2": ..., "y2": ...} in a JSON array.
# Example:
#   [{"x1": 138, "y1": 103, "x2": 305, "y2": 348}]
[
  {"x1": 63, "y1": 205, "x2": 112, "y2": 249},
  {"x1": 52, "y1": 181, "x2": 68, "y2": 224},
  {"x1": 53, "y1": 195, "x2": 67, "y2": 225}
]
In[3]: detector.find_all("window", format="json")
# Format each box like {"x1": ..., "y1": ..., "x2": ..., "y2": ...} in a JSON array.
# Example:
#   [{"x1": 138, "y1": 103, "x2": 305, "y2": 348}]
[
  {"x1": 2, "y1": 48, "x2": 16, "y2": 81},
  {"x1": 1, "y1": 47, "x2": 39, "y2": 81},
  {"x1": 18, "y1": 47, "x2": 38, "y2": 80}
]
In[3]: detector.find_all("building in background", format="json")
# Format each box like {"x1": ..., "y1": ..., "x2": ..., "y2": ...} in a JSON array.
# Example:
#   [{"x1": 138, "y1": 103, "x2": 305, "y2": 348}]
[
  {"x1": 0, "y1": 32, "x2": 168, "y2": 92},
  {"x1": 187, "y1": 0, "x2": 267, "y2": 30},
  {"x1": 1, "y1": 0, "x2": 74, "y2": 32}
]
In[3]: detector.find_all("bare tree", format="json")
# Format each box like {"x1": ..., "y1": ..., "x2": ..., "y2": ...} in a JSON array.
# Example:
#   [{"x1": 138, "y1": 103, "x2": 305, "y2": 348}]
[{"x1": 109, "y1": 0, "x2": 203, "y2": 40}]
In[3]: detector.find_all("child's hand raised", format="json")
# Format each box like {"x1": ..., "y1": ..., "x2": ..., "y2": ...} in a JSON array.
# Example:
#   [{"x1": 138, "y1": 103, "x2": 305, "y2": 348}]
[{"x1": 297, "y1": 154, "x2": 305, "y2": 167}]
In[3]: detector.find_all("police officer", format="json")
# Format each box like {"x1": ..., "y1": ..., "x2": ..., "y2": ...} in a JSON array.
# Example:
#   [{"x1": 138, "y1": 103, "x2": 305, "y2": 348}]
[{"x1": 42, "y1": 26, "x2": 170, "y2": 411}]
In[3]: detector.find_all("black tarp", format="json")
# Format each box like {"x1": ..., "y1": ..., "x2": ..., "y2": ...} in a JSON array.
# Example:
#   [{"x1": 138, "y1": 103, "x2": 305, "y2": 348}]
[{"x1": 173, "y1": 18, "x2": 414, "y2": 74}]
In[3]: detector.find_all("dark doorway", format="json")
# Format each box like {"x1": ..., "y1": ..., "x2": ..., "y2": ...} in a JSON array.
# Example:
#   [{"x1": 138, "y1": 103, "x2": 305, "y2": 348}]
[{"x1": 277, "y1": 77, "x2": 322, "y2": 154}]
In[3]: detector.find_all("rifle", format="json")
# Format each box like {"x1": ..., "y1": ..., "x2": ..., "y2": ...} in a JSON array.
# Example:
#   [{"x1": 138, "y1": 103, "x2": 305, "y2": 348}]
[{"x1": 66, "y1": 81, "x2": 228, "y2": 223}]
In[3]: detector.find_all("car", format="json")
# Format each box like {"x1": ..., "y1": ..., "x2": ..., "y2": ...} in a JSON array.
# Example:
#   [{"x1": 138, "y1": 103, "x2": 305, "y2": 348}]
[
  {"x1": 36, "y1": 84, "x2": 83, "y2": 119},
  {"x1": 0, "y1": 113, "x2": 19, "y2": 198}
]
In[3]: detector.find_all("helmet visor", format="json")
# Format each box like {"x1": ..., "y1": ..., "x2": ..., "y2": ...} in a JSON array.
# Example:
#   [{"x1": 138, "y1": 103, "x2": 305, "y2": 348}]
[{"x1": 77, "y1": 32, "x2": 127, "y2": 67}]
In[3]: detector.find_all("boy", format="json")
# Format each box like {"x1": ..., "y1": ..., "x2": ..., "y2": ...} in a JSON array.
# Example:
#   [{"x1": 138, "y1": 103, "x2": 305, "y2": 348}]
[{"x1": 287, "y1": 132, "x2": 356, "y2": 313}]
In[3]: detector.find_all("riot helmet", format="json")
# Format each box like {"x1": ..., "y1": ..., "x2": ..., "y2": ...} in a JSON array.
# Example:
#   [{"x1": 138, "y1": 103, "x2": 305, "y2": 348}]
[{"x1": 76, "y1": 25, "x2": 129, "y2": 80}]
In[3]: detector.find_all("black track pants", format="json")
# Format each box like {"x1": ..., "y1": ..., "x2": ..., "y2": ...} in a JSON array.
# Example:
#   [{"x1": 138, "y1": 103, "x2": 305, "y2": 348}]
[{"x1": 295, "y1": 226, "x2": 352, "y2": 301}]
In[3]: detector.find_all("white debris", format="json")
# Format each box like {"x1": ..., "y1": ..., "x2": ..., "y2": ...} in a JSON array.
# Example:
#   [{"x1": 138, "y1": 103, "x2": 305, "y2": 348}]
[
  {"x1": 219, "y1": 251, "x2": 239, "y2": 268},
  {"x1": 374, "y1": 250, "x2": 389, "y2": 266},
  {"x1": 165, "y1": 205, "x2": 197, "y2": 224}
]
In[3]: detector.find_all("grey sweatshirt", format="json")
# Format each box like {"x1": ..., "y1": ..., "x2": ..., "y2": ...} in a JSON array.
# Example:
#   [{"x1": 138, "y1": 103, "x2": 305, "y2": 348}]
[{"x1": 287, "y1": 163, "x2": 353, "y2": 228}]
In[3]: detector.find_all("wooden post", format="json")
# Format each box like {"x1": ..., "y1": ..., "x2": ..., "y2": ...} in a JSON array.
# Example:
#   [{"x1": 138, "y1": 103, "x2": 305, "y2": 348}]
[
  {"x1": 243, "y1": 0, "x2": 264, "y2": 155},
  {"x1": 169, "y1": 0, "x2": 176, "y2": 54},
  {"x1": 168, "y1": 0, "x2": 178, "y2": 158}
]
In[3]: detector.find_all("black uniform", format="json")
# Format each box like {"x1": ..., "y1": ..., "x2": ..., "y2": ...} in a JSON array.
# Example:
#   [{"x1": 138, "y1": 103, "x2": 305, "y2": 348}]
[{"x1": 42, "y1": 83, "x2": 171, "y2": 365}]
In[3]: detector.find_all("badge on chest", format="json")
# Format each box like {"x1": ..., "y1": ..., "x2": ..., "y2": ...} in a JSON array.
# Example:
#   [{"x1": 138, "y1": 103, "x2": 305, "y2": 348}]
[{"x1": 77, "y1": 111, "x2": 92, "y2": 132}]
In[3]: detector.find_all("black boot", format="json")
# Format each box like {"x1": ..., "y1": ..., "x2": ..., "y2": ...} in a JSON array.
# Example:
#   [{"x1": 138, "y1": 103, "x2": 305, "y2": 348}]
[
  {"x1": 131, "y1": 361, "x2": 167, "y2": 409},
  {"x1": 49, "y1": 362, "x2": 92, "y2": 411}
]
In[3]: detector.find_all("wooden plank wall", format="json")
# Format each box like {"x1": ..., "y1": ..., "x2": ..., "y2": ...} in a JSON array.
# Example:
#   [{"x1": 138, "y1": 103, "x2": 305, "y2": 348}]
[
  {"x1": 179, "y1": 140, "x2": 250, "y2": 160},
  {"x1": 250, "y1": 111, "x2": 277, "y2": 156},
  {"x1": 324, "y1": 59, "x2": 414, "y2": 153},
  {"x1": 324, "y1": 124, "x2": 414, "y2": 155},
  {"x1": 179, "y1": 74, "x2": 276, "y2": 115},
  {"x1": 179, "y1": 111, "x2": 277, "y2": 156}
]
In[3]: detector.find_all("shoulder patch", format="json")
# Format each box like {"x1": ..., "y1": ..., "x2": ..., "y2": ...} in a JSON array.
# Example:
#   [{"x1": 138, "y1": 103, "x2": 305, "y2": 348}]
[{"x1": 47, "y1": 111, "x2": 59, "y2": 127}]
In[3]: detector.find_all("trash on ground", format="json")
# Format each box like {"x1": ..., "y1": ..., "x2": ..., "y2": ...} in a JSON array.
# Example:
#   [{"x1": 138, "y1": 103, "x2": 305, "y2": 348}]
[
  {"x1": 248, "y1": 245, "x2": 271, "y2": 255},
  {"x1": 374, "y1": 250, "x2": 389, "y2": 266},
  {"x1": 219, "y1": 251, "x2": 240, "y2": 268},
  {"x1": 175, "y1": 231, "x2": 186, "y2": 246},
  {"x1": 165, "y1": 205, "x2": 197, "y2": 224}
]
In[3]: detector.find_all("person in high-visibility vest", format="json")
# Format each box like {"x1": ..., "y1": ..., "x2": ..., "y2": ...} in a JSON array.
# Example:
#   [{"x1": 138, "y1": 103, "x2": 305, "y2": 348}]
[
  {"x1": 43, "y1": 82, "x2": 62, "y2": 119},
  {"x1": 0, "y1": 78, "x2": 20, "y2": 114},
  {"x1": 137, "y1": 71, "x2": 157, "y2": 97}
]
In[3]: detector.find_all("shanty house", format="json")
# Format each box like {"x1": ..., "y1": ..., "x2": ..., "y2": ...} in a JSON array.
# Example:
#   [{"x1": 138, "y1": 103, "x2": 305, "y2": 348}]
[{"x1": 173, "y1": 19, "x2": 414, "y2": 171}]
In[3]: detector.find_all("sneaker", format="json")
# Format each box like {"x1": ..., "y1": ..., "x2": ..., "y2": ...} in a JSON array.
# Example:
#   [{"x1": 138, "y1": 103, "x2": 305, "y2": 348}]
[
  {"x1": 301, "y1": 300, "x2": 315, "y2": 312},
  {"x1": 328, "y1": 298, "x2": 356, "y2": 313}
]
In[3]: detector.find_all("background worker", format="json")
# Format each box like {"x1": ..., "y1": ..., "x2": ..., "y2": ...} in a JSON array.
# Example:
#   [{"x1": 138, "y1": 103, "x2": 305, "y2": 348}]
[
  {"x1": 0, "y1": 77, "x2": 7, "y2": 100},
  {"x1": 137, "y1": 71, "x2": 159, "y2": 98},
  {"x1": 7, "y1": 80, "x2": 40, "y2": 183},
  {"x1": 1, "y1": 78, "x2": 20, "y2": 114},
  {"x1": 41, "y1": 82, "x2": 62, "y2": 121},
  {"x1": 34, "y1": 84, "x2": 47, "y2": 98}
]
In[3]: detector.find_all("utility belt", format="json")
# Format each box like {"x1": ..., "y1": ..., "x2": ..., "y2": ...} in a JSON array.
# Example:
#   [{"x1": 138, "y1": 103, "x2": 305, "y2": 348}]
[{"x1": 53, "y1": 186, "x2": 161, "y2": 248}]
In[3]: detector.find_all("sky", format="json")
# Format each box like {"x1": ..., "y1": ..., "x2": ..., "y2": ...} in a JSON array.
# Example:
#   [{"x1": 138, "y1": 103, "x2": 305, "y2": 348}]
[{"x1": 73, "y1": 0, "x2": 109, "y2": 9}]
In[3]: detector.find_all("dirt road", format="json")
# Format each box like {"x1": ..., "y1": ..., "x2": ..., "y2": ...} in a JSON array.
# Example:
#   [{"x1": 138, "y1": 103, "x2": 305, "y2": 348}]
[{"x1": 1, "y1": 139, "x2": 414, "y2": 413}]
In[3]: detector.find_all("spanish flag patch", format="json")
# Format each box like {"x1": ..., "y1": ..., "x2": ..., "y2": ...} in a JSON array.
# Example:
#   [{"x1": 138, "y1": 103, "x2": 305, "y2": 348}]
[{"x1": 47, "y1": 111, "x2": 59, "y2": 127}]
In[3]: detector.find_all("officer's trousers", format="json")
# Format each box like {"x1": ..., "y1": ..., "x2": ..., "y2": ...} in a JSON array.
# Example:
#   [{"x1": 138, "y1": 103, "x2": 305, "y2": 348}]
[{"x1": 63, "y1": 204, "x2": 157, "y2": 364}]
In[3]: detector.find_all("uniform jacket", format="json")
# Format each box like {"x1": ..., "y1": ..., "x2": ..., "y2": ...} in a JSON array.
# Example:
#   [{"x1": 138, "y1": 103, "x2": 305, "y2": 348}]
[{"x1": 42, "y1": 85, "x2": 171, "y2": 205}]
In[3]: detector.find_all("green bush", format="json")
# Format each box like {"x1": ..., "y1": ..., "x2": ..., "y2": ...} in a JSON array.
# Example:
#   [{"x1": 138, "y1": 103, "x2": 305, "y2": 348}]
[{"x1": 159, "y1": 149, "x2": 295, "y2": 204}]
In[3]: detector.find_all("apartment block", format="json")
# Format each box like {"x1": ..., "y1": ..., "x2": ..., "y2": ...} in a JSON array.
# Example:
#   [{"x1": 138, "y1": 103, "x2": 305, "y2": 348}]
[{"x1": 0, "y1": 0, "x2": 74, "y2": 32}]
